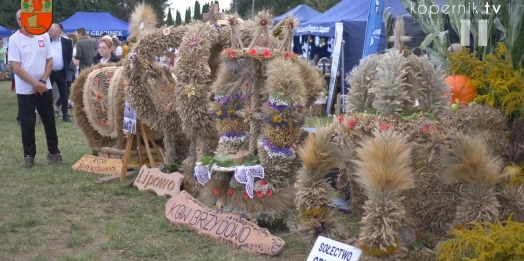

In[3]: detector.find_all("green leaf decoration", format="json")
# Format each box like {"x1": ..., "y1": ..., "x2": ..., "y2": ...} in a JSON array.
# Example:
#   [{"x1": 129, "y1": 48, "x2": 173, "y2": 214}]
[
  {"x1": 243, "y1": 159, "x2": 257, "y2": 166},
  {"x1": 44, "y1": 2, "x2": 51, "y2": 9},
  {"x1": 23, "y1": 2, "x2": 29, "y2": 9},
  {"x1": 200, "y1": 156, "x2": 213, "y2": 166}
]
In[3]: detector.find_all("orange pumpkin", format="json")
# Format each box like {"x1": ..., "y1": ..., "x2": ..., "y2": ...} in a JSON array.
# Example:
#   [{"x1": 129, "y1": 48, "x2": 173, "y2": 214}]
[{"x1": 445, "y1": 75, "x2": 477, "y2": 105}]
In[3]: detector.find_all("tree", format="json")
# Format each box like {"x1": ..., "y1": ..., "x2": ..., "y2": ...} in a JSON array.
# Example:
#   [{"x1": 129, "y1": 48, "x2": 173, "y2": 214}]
[
  {"x1": 304, "y1": 0, "x2": 340, "y2": 12},
  {"x1": 165, "y1": 8, "x2": 175, "y2": 25},
  {"x1": 193, "y1": 1, "x2": 202, "y2": 20},
  {"x1": 175, "y1": 10, "x2": 182, "y2": 25},
  {"x1": 202, "y1": 2, "x2": 210, "y2": 14},
  {"x1": 184, "y1": 7, "x2": 191, "y2": 23}
]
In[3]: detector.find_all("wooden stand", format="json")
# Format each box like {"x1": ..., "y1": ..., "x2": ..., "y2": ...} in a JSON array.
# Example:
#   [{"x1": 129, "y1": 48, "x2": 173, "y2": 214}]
[{"x1": 120, "y1": 120, "x2": 165, "y2": 181}]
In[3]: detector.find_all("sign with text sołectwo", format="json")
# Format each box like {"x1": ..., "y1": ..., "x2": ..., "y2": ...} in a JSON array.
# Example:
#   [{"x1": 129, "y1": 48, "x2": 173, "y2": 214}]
[
  {"x1": 306, "y1": 236, "x2": 362, "y2": 261},
  {"x1": 327, "y1": 22, "x2": 343, "y2": 116},
  {"x1": 134, "y1": 165, "x2": 184, "y2": 197},
  {"x1": 165, "y1": 191, "x2": 285, "y2": 255},
  {"x1": 72, "y1": 154, "x2": 122, "y2": 175}
]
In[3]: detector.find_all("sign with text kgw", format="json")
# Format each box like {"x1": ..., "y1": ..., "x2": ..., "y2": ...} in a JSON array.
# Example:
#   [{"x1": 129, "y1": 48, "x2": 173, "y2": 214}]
[
  {"x1": 165, "y1": 191, "x2": 285, "y2": 255},
  {"x1": 134, "y1": 165, "x2": 184, "y2": 197},
  {"x1": 72, "y1": 155, "x2": 123, "y2": 175},
  {"x1": 306, "y1": 236, "x2": 362, "y2": 261}
]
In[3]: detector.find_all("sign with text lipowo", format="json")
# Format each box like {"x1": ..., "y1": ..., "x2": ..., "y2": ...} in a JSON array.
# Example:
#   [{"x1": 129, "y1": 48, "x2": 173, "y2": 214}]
[
  {"x1": 165, "y1": 191, "x2": 285, "y2": 255},
  {"x1": 72, "y1": 154, "x2": 123, "y2": 175},
  {"x1": 134, "y1": 165, "x2": 184, "y2": 197},
  {"x1": 306, "y1": 236, "x2": 362, "y2": 261}
]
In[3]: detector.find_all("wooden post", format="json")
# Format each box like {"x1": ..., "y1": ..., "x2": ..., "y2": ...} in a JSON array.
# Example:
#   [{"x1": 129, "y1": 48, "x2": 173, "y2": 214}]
[
  {"x1": 334, "y1": 93, "x2": 342, "y2": 117},
  {"x1": 120, "y1": 133, "x2": 134, "y2": 181}
]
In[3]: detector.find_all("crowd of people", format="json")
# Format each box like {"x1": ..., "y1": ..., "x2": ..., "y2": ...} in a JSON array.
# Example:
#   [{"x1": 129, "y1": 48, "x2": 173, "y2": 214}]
[{"x1": 6, "y1": 9, "x2": 130, "y2": 168}]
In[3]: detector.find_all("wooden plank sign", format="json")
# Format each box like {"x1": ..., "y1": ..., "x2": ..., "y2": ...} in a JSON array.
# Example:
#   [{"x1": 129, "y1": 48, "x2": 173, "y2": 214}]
[
  {"x1": 134, "y1": 165, "x2": 184, "y2": 197},
  {"x1": 165, "y1": 191, "x2": 285, "y2": 255},
  {"x1": 72, "y1": 154, "x2": 123, "y2": 175}
]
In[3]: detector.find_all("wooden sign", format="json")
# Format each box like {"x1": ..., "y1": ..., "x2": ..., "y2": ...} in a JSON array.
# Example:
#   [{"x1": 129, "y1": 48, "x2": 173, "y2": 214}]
[
  {"x1": 134, "y1": 165, "x2": 184, "y2": 197},
  {"x1": 306, "y1": 236, "x2": 362, "y2": 261},
  {"x1": 72, "y1": 154, "x2": 123, "y2": 175},
  {"x1": 165, "y1": 191, "x2": 285, "y2": 255}
]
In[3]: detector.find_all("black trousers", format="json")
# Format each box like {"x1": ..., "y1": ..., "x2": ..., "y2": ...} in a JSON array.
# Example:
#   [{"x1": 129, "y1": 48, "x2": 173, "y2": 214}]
[
  {"x1": 50, "y1": 70, "x2": 69, "y2": 118},
  {"x1": 17, "y1": 90, "x2": 60, "y2": 158}
]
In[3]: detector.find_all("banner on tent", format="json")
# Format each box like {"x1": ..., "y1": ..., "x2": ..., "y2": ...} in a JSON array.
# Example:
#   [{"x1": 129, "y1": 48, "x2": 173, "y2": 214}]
[
  {"x1": 87, "y1": 31, "x2": 124, "y2": 37},
  {"x1": 326, "y1": 23, "x2": 343, "y2": 115},
  {"x1": 362, "y1": 0, "x2": 386, "y2": 57},
  {"x1": 296, "y1": 25, "x2": 331, "y2": 34}
]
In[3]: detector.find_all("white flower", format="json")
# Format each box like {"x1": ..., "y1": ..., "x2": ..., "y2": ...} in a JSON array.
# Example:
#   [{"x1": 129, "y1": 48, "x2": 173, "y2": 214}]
[{"x1": 163, "y1": 27, "x2": 171, "y2": 36}]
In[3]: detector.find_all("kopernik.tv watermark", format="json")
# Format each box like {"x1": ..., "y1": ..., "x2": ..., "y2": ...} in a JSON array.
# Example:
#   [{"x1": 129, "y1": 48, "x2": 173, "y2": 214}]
[{"x1": 410, "y1": 2, "x2": 502, "y2": 47}]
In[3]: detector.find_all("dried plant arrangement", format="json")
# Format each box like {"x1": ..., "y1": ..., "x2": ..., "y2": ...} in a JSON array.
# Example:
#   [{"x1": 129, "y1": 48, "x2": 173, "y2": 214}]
[
  {"x1": 440, "y1": 133, "x2": 506, "y2": 225},
  {"x1": 295, "y1": 128, "x2": 345, "y2": 242},
  {"x1": 353, "y1": 129, "x2": 416, "y2": 261}
]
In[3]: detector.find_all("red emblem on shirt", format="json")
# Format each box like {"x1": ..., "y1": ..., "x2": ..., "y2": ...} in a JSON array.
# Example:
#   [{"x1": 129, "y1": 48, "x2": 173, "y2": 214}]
[{"x1": 38, "y1": 40, "x2": 45, "y2": 47}]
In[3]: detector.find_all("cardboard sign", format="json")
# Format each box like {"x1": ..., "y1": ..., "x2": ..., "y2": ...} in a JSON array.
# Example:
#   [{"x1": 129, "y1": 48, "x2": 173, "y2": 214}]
[
  {"x1": 134, "y1": 165, "x2": 184, "y2": 197},
  {"x1": 165, "y1": 191, "x2": 285, "y2": 255},
  {"x1": 72, "y1": 154, "x2": 123, "y2": 175},
  {"x1": 307, "y1": 236, "x2": 362, "y2": 261}
]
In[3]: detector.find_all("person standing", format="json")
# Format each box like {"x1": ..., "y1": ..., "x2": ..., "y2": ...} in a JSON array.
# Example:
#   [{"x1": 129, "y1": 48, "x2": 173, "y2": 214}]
[
  {"x1": 74, "y1": 27, "x2": 97, "y2": 73},
  {"x1": 0, "y1": 40, "x2": 6, "y2": 81},
  {"x1": 92, "y1": 38, "x2": 121, "y2": 65},
  {"x1": 47, "y1": 24, "x2": 73, "y2": 122},
  {"x1": 8, "y1": 10, "x2": 64, "y2": 168}
]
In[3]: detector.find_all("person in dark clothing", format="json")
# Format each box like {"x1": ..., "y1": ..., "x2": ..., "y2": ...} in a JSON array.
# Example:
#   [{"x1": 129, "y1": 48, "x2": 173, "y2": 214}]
[
  {"x1": 92, "y1": 38, "x2": 121, "y2": 65},
  {"x1": 48, "y1": 23, "x2": 73, "y2": 122},
  {"x1": 74, "y1": 28, "x2": 97, "y2": 73}
]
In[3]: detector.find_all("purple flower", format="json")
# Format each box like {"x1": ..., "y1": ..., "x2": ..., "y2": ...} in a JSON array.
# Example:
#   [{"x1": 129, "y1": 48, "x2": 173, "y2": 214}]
[{"x1": 260, "y1": 137, "x2": 294, "y2": 155}]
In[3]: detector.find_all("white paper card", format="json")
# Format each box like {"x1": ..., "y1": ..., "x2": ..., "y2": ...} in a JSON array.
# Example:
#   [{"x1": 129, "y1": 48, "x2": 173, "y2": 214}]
[{"x1": 306, "y1": 236, "x2": 362, "y2": 261}]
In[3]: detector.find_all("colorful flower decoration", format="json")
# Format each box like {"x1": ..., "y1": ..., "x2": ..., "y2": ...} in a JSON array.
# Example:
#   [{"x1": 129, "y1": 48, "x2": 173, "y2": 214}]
[
  {"x1": 229, "y1": 50, "x2": 236, "y2": 58},
  {"x1": 243, "y1": 192, "x2": 249, "y2": 198},
  {"x1": 185, "y1": 84, "x2": 196, "y2": 98},
  {"x1": 256, "y1": 191, "x2": 264, "y2": 198},
  {"x1": 163, "y1": 27, "x2": 171, "y2": 36},
  {"x1": 263, "y1": 50, "x2": 271, "y2": 59},
  {"x1": 348, "y1": 119, "x2": 357, "y2": 130},
  {"x1": 379, "y1": 123, "x2": 392, "y2": 131},
  {"x1": 186, "y1": 34, "x2": 199, "y2": 46},
  {"x1": 101, "y1": 118, "x2": 108, "y2": 126},
  {"x1": 420, "y1": 124, "x2": 435, "y2": 132},
  {"x1": 285, "y1": 52, "x2": 291, "y2": 59},
  {"x1": 250, "y1": 48, "x2": 257, "y2": 56},
  {"x1": 260, "y1": 19, "x2": 267, "y2": 26},
  {"x1": 227, "y1": 189, "x2": 234, "y2": 195},
  {"x1": 96, "y1": 93, "x2": 103, "y2": 101},
  {"x1": 338, "y1": 115, "x2": 345, "y2": 123},
  {"x1": 213, "y1": 188, "x2": 220, "y2": 195},
  {"x1": 95, "y1": 107, "x2": 100, "y2": 113}
]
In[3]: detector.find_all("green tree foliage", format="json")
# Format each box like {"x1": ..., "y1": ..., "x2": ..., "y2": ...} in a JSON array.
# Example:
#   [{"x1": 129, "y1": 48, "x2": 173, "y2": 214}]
[
  {"x1": 304, "y1": 0, "x2": 340, "y2": 12},
  {"x1": 165, "y1": 8, "x2": 175, "y2": 25},
  {"x1": 184, "y1": 7, "x2": 191, "y2": 23},
  {"x1": 193, "y1": 1, "x2": 202, "y2": 20},
  {"x1": 175, "y1": 10, "x2": 182, "y2": 25},
  {"x1": 202, "y1": 3, "x2": 210, "y2": 14},
  {"x1": 228, "y1": 0, "x2": 304, "y2": 19}
]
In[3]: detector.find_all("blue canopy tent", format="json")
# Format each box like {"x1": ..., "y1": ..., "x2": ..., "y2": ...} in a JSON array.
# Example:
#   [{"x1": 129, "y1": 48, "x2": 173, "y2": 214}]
[
  {"x1": 274, "y1": 4, "x2": 321, "y2": 24},
  {"x1": 0, "y1": 26, "x2": 12, "y2": 37},
  {"x1": 61, "y1": 12, "x2": 129, "y2": 38},
  {"x1": 295, "y1": 0, "x2": 455, "y2": 95}
]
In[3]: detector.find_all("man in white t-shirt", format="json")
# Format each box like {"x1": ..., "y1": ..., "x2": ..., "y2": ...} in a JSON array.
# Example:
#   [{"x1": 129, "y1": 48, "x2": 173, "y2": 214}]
[{"x1": 8, "y1": 10, "x2": 64, "y2": 168}]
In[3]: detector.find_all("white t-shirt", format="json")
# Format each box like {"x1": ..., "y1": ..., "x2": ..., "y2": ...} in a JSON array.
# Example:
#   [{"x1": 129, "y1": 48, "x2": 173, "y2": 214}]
[
  {"x1": 8, "y1": 31, "x2": 54, "y2": 95},
  {"x1": 116, "y1": 46, "x2": 122, "y2": 56}
]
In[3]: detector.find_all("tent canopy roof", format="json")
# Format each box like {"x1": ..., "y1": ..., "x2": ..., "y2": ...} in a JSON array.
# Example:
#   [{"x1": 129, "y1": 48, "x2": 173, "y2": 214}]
[
  {"x1": 61, "y1": 12, "x2": 129, "y2": 37},
  {"x1": 274, "y1": 4, "x2": 321, "y2": 23}
]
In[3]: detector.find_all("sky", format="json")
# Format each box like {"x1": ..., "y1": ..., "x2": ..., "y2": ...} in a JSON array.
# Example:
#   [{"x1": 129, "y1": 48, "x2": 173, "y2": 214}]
[{"x1": 168, "y1": 0, "x2": 233, "y2": 19}]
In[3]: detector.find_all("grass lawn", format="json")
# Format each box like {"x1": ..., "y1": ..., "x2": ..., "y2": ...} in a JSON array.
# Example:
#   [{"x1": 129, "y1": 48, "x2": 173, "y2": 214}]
[{"x1": 0, "y1": 81, "x2": 362, "y2": 261}]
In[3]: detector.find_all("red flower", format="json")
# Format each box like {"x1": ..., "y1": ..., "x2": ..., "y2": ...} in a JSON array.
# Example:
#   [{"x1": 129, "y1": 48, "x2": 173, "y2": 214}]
[
  {"x1": 266, "y1": 190, "x2": 273, "y2": 196},
  {"x1": 421, "y1": 124, "x2": 435, "y2": 132},
  {"x1": 250, "y1": 48, "x2": 256, "y2": 56},
  {"x1": 289, "y1": 22, "x2": 294, "y2": 29},
  {"x1": 243, "y1": 192, "x2": 249, "y2": 198},
  {"x1": 256, "y1": 191, "x2": 263, "y2": 198},
  {"x1": 221, "y1": 49, "x2": 227, "y2": 53},
  {"x1": 347, "y1": 119, "x2": 357, "y2": 130},
  {"x1": 227, "y1": 189, "x2": 234, "y2": 195},
  {"x1": 338, "y1": 115, "x2": 345, "y2": 123},
  {"x1": 260, "y1": 179, "x2": 267, "y2": 185},
  {"x1": 263, "y1": 50, "x2": 271, "y2": 59},
  {"x1": 284, "y1": 52, "x2": 291, "y2": 60},
  {"x1": 229, "y1": 50, "x2": 236, "y2": 58},
  {"x1": 228, "y1": 18, "x2": 234, "y2": 25},
  {"x1": 213, "y1": 188, "x2": 220, "y2": 195},
  {"x1": 260, "y1": 19, "x2": 267, "y2": 26},
  {"x1": 379, "y1": 123, "x2": 392, "y2": 131},
  {"x1": 244, "y1": 82, "x2": 249, "y2": 88}
]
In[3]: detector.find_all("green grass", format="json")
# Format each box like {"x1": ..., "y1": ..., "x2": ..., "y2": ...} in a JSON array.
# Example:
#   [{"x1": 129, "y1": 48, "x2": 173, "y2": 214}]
[{"x1": 0, "y1": 81, "x2": 354, "y2": 261}]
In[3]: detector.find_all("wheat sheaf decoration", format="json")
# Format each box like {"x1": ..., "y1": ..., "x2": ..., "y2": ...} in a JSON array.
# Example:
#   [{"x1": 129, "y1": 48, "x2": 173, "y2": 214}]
[
  {"x1": 353, "y1": 129, "x2": 415, "y2": 261},
  {"x1": 295, "y1": 127, "x2": 345, "y2": 242},
  {"x1": 441, "y1": 133, "x2": 506, "y2": 226}
]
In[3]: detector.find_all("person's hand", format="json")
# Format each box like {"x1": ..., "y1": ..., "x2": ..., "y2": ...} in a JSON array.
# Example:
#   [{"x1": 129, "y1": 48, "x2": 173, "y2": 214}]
[{"x1": 32, "y1": 82, "x2": 48, "y2": 95}]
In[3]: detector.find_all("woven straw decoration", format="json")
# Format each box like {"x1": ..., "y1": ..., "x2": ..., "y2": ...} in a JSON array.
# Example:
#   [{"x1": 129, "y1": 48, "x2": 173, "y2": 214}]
[{"x1": 83, "y1": 66, "x2": 124, "y2": 138}]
